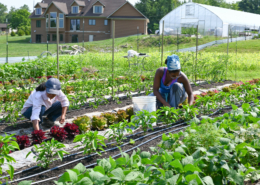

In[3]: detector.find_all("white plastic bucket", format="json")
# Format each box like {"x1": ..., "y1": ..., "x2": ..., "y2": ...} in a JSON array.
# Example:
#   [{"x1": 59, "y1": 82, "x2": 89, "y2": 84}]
[{"x1": 132, "y1": 96, "x2": 156, "y2": 113}]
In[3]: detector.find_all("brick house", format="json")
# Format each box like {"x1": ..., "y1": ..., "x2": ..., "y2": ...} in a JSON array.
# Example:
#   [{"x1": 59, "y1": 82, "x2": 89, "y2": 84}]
[{"x1": 29, "y1": 0, "x2": 149, "y2": 43}]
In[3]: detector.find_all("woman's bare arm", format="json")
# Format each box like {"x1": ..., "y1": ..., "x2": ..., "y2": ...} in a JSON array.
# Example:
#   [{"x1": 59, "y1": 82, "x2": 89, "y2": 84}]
[
  {"x1": 153, "y1": 68, "x2": 171, "y2": 107},
  {"x1": 179, "y1": 73, "x2": 194, "y2": 105}
]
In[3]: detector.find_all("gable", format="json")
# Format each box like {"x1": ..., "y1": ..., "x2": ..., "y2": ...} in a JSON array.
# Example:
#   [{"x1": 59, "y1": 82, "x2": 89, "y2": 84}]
[
  {"x1": 71, "y1": 2, "x2": 78, "y2": 7},
  {"x1": 46, "y1": 3, "x2": 63, "y2": 14},
  {"x1": 110, "y1": 3, "x2": 145, "y2": 17},
  {"x1": 93, "y1": 2, "x2": 104, "y2": 6}
]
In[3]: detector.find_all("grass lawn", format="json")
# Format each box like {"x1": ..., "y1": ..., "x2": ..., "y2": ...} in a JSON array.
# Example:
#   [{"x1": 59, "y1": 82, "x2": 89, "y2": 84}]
[
  {"x1": 202, "y1": 39, "x2": 260, "y2": 53},
  {"x1": 0, "y1": 34, "x2": 218, "y2": 57}
]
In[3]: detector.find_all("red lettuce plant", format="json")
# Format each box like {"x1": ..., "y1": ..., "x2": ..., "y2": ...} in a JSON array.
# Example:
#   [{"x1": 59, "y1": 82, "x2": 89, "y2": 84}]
[
  {"x1": 49, "y1": 126, "x2": 68, "y2": 142},
  {"x1": 47, "y1": 76, "x2": 52, "y2": 79},
  {"x1": 31, "y1": 130, "x2": 47, "y2": 144},
  {"x1": 64, "y1": 123, "x2": 79, "y2": 137},
  {"x1": 16, "y1": 135, "x2": 31, "y2": 149}
]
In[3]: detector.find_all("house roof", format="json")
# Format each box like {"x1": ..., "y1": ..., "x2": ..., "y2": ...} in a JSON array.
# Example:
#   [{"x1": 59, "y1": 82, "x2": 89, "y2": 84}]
[
  {"x1": 92, "y1": 0, "x2": 106, "y2": 7},
  {"x1": 30, "y1": 0, "x2": 148, "y2": 19},
  {"x1": 70, "y1": 0, "x2": 85, "y2": 6},
  {"x1": 0, "y1": 23, "x2": 8, "y2": 28},
  {"x1": 34, "y1": 2, "x2": 48, "y2": 8}
]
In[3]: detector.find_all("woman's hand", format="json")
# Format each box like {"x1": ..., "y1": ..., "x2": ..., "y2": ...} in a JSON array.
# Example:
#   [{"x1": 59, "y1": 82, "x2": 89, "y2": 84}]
[
  {"x1": 59, "y1": 115, "x2": 66, "y2": 124},
  {"x1": 164, "y1": 102, "x2": 171, "y2": 108}
]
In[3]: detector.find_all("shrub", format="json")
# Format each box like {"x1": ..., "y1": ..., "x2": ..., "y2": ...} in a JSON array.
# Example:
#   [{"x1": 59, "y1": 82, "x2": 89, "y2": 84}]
[
  {"x1": 17, "y1": 30, "x2": 25, "y2": 36},
  {"x1": 92, "y1": 116, "x2": 107, "y2": 130},
  {"x1": 25, "y1": 30, "x2": 30, "y2": 35},
  {"x1": 15, "y1": 135, "x2": 31, "y2": 149},
  {"x1": 116, "y1": 109, "x2": 128, "y2": 122},
  {"x1": 31, "y1": 130, "x2": 47, "y2": 144},
  {"x1": 11, "y1": 31, "x2": 15, "y2": 36},
  {"x1": 73, "y1": 116, "x2": 91, "y2": 133},
  {"x1": 101, "y1": 112, "x2": 117, "y2": 126},
  {"x1": 49, "y1": 126, "x2": 68, "y2": 142},
  {"x1": 64, "y1": 123, "x2": 79, "y2": 137}
]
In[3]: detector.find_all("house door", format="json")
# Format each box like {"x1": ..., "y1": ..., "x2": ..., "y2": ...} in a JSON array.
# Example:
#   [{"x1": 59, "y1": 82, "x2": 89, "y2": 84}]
[
  {"x1": 36, "y1": 35, "x2": 41, "y2": 43},
  {"x1": 72, "y1": 35, "x2": 78, "y2": 43},
  {"x1": 89, "y1": 35, "x2": 93, "y2": 42}
]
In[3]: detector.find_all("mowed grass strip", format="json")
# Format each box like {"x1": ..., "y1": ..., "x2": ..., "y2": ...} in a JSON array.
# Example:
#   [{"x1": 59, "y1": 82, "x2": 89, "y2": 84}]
[
  {"x1": 0, "y1": 34, "x2": 218, "y2": 57},
  {"x1": 202, "y1": 39, "x2": 260, "y2": 53}
]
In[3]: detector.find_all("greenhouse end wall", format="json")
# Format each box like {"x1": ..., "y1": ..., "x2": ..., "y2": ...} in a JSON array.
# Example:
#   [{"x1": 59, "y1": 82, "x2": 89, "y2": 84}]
[{"x1": 160, "y1": 2, "x2": 224, "y2": 37}]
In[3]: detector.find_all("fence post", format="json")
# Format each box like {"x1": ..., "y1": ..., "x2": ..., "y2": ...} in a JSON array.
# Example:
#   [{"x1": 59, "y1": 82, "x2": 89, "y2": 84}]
[
  {"x1": 137, "y1": 26, "x2": 139, "y2": 52},
  {"x1": 57, "y1": 16, "x2": 59, "y2": 79},
  {"x1": 83, "y1": 18, "x2": 85, "y2": 52},
  {"x1": 161, "y1": 21, "x2": 164, "y2": 66},
  {"x1": 177, "y1": 27, "x2": 179, "y2": 52},
  {"x1": 6, "y1": 19, "x2": 8, "y2": 64},
  {"x1": 226, "y1": 25, "x2": 229, "y2": 79},
  {"x1": 195, "y1": 25, "x2": 198, "y2": 82},
  {"x1": 112, "y1": 20, "x2": 115, "y2": 96}
]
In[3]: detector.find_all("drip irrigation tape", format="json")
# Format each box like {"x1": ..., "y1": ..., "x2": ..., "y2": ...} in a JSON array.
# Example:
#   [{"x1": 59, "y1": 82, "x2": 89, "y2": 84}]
[
  {"x1": 4, "y1": 122, "x2": 187, "y2": 184},
  {"x1": 31, "y1": 125, "x2": 190, "y2": 185},
  {"x1": 0, "y1": 107, "x2": 229, "y2": 184}
]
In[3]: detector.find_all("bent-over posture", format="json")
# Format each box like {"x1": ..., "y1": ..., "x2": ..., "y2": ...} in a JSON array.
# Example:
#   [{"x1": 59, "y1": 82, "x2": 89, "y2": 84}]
[
  {"x1": 21, "y1": 78, "x2": 69, "y2": 130},
  {"x1": 149, "y1": 54, "x2": 194, "y2": 109}
]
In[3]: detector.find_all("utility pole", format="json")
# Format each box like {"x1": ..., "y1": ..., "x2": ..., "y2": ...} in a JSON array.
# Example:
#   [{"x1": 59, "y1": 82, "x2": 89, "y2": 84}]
[{"x1": 6, "y1": 19, "x2": 8, "y2": 64}]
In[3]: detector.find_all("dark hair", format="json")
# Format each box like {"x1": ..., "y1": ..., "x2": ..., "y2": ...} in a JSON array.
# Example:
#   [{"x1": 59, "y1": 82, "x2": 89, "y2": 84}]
[{"x1": 36, "y1": 82, "x2": 46, "y2": 91}]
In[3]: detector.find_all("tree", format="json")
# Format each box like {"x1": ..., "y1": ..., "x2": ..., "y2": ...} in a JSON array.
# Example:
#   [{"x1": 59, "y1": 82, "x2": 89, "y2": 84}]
[
  {"x1": 5, "y1": 6, "x2": 16, "y2": 24},
  {"x1": 9, "y1": 9, "x2": 30, "y2": 29},
  {"x1": 238, "y1": 0, "x2": 260, "y2": 14},
  {"x1": 20, "y1": 4, "x2": 30, "y2": 12},
  {"x1": 0, "y1": 3, "x2": 7, "y2": 23},
  {"x1": 135, "y1": 0, "x2": 181, "y2": 32}
]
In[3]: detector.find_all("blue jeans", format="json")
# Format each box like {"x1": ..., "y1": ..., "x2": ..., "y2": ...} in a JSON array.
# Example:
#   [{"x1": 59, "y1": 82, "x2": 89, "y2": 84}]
[{"x1": 22, "y1": 101, "x2": 62, "y2": 124}]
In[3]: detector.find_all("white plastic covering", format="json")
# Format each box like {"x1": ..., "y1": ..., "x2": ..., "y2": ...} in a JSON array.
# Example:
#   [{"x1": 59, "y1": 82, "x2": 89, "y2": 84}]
[{"x1": 159, "y1": 2, "x2": 260, "y2": 37}]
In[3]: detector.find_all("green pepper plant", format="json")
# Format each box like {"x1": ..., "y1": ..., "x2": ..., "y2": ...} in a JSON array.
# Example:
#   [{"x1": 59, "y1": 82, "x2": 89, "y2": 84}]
[
  {"x1": 74, "y1": 131, "x2": 106, "y2": 155},
  {"x1": 26, "y1": 138, "x2": 69, "y2": 169}
]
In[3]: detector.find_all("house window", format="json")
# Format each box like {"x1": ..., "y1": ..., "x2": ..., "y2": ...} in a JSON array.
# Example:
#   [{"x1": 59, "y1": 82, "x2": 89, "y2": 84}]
[
  {"x1": 104, "y1": 20, "x2": 108, "y2": 26},
  {"x1": 72, "y1": 6, "x2": 79, "y2": 14},
  {"x1": 186, "y1": 5, "x2": 195, "y2": 16},
  {"x1": 52, "y1": 34, "x2": 56, "y2": 41},
  {"x1": 89, "y1": 19, "x2": 96, "y2": 25},
  {"x1": 93, "y1": 6, "x2": 103, "y2": 14},
  {"x1": 35, "y1": 8, "x2": 42, "y2": 15},
  {"x1": 46, "y1": 14, "x2": 49, "y2": 27},
  {"x1": 36, "y1": 20, "x2": 41, "y2": 27},
  {"x1": 59, "y1": 13, "x2": 64, "y2": 28},
  {"x1": 60, "y1": 34, "x2": 63, "y2": 41},
  {"x1": 47, "y1": 34, "x2": 50, "y2": 41},
  {"x1": 50, "y1": 12, "x2": 57, "y2": 27},
  {"x1": 70, "y1": 19, "x2": 80, "y2": 30}
]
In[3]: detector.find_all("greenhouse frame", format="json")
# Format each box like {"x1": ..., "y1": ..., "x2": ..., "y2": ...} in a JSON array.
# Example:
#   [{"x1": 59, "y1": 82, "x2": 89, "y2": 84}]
[{"x1": 159, "y1": 2, "x2": 260, "y2": 37}]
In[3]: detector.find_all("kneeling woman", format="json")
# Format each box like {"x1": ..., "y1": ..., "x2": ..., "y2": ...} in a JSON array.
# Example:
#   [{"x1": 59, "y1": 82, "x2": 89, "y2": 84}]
[
  {"x1": 150, "y1": 54, "x2": 194, "y2": 108},
  {"x1": 21, "y1": 78, "x2": 69, "y2": 130}
]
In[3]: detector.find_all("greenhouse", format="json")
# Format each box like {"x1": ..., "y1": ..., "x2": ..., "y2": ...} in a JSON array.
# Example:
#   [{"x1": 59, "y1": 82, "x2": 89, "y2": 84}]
[{"x1": 159, "y1": 2, "x2": 260, "y2": 37}]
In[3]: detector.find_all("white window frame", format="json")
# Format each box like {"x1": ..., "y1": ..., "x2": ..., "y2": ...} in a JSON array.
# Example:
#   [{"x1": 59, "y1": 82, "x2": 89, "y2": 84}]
[
  {"x1": 46, "y1": 14, "x2": 49, "y2": 28},
  {"x1": 59, "y1": 13, "x2": 64, "y2": 28},
  {"x1": 71, "y1": 6, "x2": 79, "y2": 14},
  {"x1": 104, "y1": 19, "x2": 108, "y2": 26},
  {"x1": 89, "y1": 19, "x2": 96, "y2": 25},
  {"x1": 93, "y1": 6, "x2": 103, "y2": 14},
  {"x1": 50, "y1": 12, "x2": 57, "y2": 28},
  {"x1": 35, "y1": 8, "x2": 42, "y2": 15}
]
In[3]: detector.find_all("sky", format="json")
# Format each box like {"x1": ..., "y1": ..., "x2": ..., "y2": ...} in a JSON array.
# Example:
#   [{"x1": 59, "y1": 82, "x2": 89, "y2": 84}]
[{"x1": 1, "y1": 0, "x2": 241, "y2": 12}]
